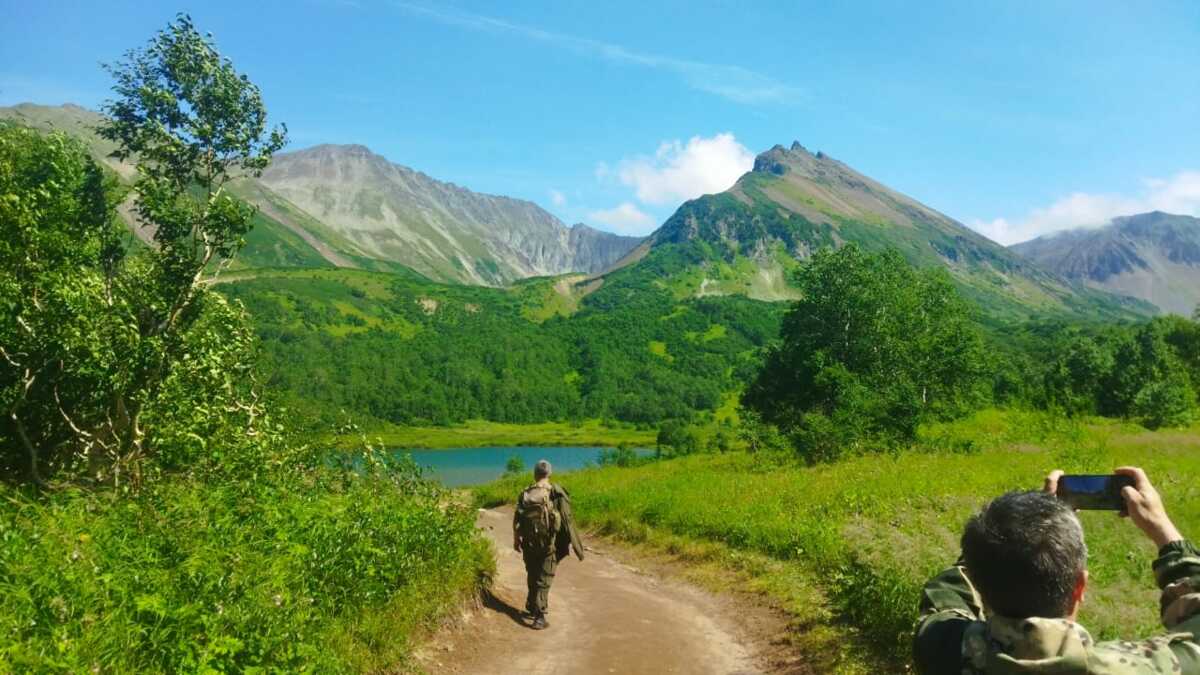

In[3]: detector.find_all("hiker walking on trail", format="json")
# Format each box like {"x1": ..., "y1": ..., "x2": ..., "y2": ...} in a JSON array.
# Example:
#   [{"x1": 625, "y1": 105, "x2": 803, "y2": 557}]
[{"x1": 513, "y1": 460, "x2": 584, "y2": 630}]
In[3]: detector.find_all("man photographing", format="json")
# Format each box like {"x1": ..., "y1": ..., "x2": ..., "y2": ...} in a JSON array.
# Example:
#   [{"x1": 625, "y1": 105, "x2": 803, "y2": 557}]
[{"x1": 915, "y1": 466, "x2": 1200, "y2": 673}]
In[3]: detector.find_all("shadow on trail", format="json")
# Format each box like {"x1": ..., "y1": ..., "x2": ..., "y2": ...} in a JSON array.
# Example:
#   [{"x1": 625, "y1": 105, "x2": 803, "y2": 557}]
[{"x1": 482, "y1": 588, "x2": 528, "y2": 628}]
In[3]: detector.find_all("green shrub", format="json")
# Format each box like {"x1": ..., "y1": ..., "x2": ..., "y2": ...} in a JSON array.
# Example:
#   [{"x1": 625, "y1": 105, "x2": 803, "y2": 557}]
[
  {"x1": 1133, "y1": 373, "x2": 1197, "y2": 429},
  {"x1": 0, "y1": 450, "x2": 490, "y2": 672},
  {"x1": 504, "y1": 455, "x2": 526, "y2": 476},
  {"x1": 598, "y1": 445, "x2": 641, "y2": 467}
]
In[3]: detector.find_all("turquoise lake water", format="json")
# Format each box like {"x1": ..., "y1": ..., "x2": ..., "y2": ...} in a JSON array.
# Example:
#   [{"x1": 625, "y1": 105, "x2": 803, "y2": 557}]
[{"x1": 399, "y1": 446, "x2": 649, "y2": 487}]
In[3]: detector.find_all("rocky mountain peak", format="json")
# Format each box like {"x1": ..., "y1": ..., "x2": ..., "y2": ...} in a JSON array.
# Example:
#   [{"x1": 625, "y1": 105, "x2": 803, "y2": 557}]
[{"x1": 751, "y1": 141, "x2": 834, "y2": 176}]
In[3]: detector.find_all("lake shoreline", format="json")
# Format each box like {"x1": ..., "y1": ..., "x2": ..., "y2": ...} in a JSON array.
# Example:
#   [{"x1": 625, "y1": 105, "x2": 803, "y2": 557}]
[
  {"x1": 398, "y1": 445, "x2": 654, "y2": 487},
  {"x1": 326, "y1": 419, "x2": 657, "y2": 451}
]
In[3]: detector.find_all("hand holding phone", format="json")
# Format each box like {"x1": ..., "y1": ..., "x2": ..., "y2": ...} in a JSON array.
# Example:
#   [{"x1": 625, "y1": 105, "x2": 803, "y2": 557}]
[
  {"x1": 1044, "y1": 467, "x2": 1183, "y2": 548},
  {"x1": 1113, "y1": 466, "x2": 1183, "y2": 548}
]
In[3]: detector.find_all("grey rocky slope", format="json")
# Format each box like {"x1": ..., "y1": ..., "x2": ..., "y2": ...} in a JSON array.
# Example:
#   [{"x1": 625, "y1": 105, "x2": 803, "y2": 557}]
[
  {"x1": 1, "y1": 104, "x2": 642, "y2": 284},
  {"x1": 1010, "y1": 211, "x2": 1200, "y2": 315},
  {"x1": 258, "y1": 144, "x2": 642, "y2": 284}
]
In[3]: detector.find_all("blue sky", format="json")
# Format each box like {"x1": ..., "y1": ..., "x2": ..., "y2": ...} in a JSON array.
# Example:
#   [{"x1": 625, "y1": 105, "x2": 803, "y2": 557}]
[{"x1": 3, "y1": 1, "x2": 1199, "y2": 243}]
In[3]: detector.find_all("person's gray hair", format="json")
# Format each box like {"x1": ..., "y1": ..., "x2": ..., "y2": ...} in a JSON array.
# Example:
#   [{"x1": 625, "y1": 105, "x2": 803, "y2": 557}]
[
  {"x1": 961, "y1": 490, "x2": 1088, "y2": 618},
  {"x1": 534, "y1": 460, "x2": 552, "y2": 479}
]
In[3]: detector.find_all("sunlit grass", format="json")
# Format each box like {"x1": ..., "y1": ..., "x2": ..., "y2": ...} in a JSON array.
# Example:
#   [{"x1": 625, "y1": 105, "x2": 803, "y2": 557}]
[{"x1": 475, "y1": 409, "x2": 1200, "y2": 667}]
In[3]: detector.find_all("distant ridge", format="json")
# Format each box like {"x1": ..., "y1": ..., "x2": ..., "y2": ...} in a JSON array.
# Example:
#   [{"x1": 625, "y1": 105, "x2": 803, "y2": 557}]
[
  {"x1": 0, "y1": 104, "x2": 643, "y2": 285},
  {"x1": 1011, "y1": 211, "x2": 1200, "y2": 315},
  {"x1": 257, "y1": 143, "x2": 643, "y2": 284}
]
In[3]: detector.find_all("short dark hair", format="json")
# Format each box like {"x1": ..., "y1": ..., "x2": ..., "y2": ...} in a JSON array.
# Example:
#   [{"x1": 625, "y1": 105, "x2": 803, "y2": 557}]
[
  {"x1": 534, "y1": 460, "x2": 552, "y2": 479},
  {"x1": 961, "y1": 490, "x2": 1087, "y2": 618}
]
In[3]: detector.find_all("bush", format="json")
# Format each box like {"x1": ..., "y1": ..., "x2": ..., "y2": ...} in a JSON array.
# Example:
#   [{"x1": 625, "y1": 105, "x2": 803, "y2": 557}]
[
  {"x1": 598, "y1": 445, "x2": 641, "y2": 467},
  {"x1": 504, "y1": 455, "x2": 526, "y2": 476},
  {"x1": 1133, "y1": 374, "x2": 1197, "y2": 429},
  {"x1": 656, "y1": 420, "x2": 702, "y2": 456},
  {"x1": 0, "y1": 449, "x2": 491, "y2": 672}
]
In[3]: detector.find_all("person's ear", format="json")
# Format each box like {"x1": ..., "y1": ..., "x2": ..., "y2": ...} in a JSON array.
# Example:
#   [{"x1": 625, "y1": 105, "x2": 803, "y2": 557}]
[{"x1": 1071, "y1": 569, "x2": 1088, "y2": 612}]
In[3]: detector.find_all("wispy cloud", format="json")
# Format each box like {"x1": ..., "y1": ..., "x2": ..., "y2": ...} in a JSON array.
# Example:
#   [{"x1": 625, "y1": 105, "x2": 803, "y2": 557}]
[
  {"x1": 548, "y1": 189, "x2": 567, "y2": 207},
  {"x1": 392, "y1": 2, "x2": 802, "y2": 105},
  {"x1": 971, "y1": 170, "x2": 1200, "y2": 245}
]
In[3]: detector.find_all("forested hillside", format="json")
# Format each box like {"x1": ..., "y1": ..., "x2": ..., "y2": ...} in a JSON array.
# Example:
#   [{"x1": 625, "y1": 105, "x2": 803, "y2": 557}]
[{"x1": 220, "y1": 267, "x2": 782, "y2": 427}]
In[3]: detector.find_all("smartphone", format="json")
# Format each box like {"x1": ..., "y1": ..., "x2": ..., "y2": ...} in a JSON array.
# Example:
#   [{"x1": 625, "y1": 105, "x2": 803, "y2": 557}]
[{"x1": 1057, "y1": 474, "x2": 1136, "y2": 510}]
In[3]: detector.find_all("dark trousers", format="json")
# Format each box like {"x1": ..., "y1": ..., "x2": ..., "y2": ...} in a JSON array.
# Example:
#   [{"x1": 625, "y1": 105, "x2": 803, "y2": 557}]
[{"x1": 522, "y1": 548, "x2": 558, "y2": 616}]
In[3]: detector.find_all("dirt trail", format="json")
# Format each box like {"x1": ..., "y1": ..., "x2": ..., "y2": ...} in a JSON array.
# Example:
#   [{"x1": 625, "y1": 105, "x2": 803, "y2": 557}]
[{"x1": 418, "y1": 507, "x2": 799, "y2": 675}]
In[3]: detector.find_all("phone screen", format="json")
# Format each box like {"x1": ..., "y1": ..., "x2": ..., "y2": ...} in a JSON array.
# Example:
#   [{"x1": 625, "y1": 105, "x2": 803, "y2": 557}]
[{"x1": 1057, "y1": 474, "x2": 1134, "y2": 510}]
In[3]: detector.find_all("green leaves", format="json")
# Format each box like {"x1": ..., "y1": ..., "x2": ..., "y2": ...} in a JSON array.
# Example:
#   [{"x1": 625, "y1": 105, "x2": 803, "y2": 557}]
[
  {"x1": 0, "y1": 124, "x2": 126, "y2": 482},
  {"x1": 743, "y1": 244, "x2": 989, "y2": 462}
]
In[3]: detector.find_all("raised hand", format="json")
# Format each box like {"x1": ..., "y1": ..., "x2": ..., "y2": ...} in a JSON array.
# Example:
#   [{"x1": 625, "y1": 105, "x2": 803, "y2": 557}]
[{"x1": 1115, "y1": 466, "x2": 1183, "y2": 548}]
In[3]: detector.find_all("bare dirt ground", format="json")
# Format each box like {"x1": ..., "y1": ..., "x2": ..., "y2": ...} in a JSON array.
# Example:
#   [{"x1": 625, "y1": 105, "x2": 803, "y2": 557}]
[{"x1": 416, "y1": 507, "x2": 808, "y2": 675}]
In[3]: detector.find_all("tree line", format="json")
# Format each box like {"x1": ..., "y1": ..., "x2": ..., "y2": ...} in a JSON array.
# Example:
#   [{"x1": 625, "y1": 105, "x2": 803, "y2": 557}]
[{"x1": 740, "y1": 245, "x2": 1200, "y2": 463}]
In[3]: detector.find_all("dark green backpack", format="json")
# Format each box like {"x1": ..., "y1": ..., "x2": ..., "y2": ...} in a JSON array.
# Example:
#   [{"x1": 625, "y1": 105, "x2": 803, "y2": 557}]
[{"x1": 517, "y1": 484, "x2": 561, "y2": 553}]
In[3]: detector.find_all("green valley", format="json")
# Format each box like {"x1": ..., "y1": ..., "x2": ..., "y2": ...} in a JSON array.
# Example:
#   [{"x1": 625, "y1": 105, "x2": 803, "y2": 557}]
[{"x1": 7, "y1": 8, "x2": 1200, "y2": 674}]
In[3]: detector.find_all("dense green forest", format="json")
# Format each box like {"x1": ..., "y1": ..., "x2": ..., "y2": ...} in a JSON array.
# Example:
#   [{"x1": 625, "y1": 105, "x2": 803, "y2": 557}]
[
  {"x1": 219, "y1": 239, "x2": 1200, "y2": 446},
  {"x1": 220, "y1": 256, "x2": 784, "y2": 429}
]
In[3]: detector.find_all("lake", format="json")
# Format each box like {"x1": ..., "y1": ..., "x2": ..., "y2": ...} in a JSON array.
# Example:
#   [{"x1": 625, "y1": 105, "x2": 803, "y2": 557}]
[{"x1": 399, "y1": 446, "x2": 648, "y2": 487}]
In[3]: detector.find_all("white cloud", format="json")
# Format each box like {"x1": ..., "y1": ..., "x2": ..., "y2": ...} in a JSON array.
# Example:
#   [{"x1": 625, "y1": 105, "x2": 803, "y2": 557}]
[
  {"x1": 549, "y1": 189, "x2": 567, "y2": 207},
  {"x1": 587, "y1": 202, "x2": 657, "y2": 235},
  {"x1": 616, "y1": 133, "x2": 755, "y2": 206},
  {"x1": 393, "y1": 3, "x2": 801, "y2": 104},
  {"x1": 971, "y1": 170, "x2": 1200, "y2": 245}
]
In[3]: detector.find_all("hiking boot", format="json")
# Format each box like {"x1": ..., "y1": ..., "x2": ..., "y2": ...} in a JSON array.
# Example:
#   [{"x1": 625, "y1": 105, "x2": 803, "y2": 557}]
[{"x1": 531, "y1": 615, "x2": 549, "y2": 630}]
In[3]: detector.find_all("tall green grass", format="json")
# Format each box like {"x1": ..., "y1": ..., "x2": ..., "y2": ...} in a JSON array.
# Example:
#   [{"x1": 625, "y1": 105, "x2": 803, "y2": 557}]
[
  {"x1": 1, "y1": 457, "x2": 492, "y2": 672},
  {"x1": 476, "y1": 409, "x2": 1200, "y2": 666}
]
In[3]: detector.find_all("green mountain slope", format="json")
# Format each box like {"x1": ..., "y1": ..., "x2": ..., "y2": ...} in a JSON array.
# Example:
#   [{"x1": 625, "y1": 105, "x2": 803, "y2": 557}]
[{"x1": 604, "y1": 142, "x2": 1152, "y2": 322}]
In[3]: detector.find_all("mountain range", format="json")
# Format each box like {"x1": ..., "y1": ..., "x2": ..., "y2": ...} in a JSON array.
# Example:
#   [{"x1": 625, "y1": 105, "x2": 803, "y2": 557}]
[
  {"x1": 597, "y1": 141, "x2": 1149, "y2": 320},
  {"x1": 1011, "y1": 211, "x2": 1200, "y2": 315},
  {"x1": 0, "y1": 102, "x2": 1165, "y2": 321},
  {"x1": 0, "y1": 103, "x2": 642, "y2": 284}
]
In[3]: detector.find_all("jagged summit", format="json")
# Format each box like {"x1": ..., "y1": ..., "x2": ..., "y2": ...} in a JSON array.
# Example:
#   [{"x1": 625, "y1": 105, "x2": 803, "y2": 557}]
[
  {"x1": 752, "y1": 141, "x2": 834, "y2": 176},
  {"x1": 1, "y1": 103, "x2": 644, "y2": 285}
]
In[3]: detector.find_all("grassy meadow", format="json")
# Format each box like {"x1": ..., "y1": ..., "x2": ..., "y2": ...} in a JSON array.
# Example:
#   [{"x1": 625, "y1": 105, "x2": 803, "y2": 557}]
[{"x1": 475, "y1": 409, "x2": 1200, "y2": 671}]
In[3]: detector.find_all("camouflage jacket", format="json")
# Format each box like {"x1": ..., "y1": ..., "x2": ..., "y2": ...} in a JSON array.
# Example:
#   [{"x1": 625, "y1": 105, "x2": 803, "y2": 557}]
[{"x1": 914, "y1": 540, "x2": 1200, "y2": 674}]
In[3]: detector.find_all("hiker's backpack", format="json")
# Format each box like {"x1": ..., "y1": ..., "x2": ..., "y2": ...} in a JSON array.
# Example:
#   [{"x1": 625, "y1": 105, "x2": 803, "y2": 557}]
[{"x1": 517, "y1": 484, "x2": 561, "y2": 553}]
